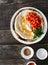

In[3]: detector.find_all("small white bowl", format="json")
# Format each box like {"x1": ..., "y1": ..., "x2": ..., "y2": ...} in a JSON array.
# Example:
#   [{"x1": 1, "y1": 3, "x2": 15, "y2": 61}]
[
  {"x1": 26, "y1": 61, "x2": 36, "y2": 65},
  {"x1": 21, "y1": 46, "x2": 34, "y2": 60},
  {"x1": 36, "y1": 48, "x2": 48, "y2": 60},
  {"x1": 10, "y1": 7, "x2": 47, "y2": 44}
]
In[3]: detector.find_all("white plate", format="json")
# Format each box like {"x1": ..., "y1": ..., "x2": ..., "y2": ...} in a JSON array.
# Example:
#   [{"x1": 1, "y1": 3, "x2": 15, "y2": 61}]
[{"x1": 10, "y1": 7, "x2": 47, "y2": 44}]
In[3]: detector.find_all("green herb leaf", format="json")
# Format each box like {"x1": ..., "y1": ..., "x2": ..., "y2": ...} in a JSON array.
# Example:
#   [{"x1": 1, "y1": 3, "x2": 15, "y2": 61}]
[
  {"x1": 36, "y1": 28, "x2": 43, "y2": 37},
  {"x1": 33, "y1": 28, "x2": 43, "y2": 40},
  {"x1": 33, "y1": 35, "x2": 37, "y2": 39},
  {"x1": 32, "y1": 29, "x2": 36, "y2": 33}
]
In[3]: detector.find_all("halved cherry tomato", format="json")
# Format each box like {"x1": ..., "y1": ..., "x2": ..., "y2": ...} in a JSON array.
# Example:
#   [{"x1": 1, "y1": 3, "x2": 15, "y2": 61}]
[{"x1": 26, "y1": 12, "x2": 42, "y2": 30}]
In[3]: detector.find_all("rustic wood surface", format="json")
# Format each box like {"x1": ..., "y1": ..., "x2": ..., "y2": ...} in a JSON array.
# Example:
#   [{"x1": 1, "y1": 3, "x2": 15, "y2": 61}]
[{"x1": 0, "y1": 0, "x2": 48, "y2": 65}]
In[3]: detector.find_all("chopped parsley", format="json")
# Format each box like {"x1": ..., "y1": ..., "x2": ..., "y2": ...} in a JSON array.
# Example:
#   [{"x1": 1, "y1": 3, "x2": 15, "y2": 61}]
[{"x1": 32, "y1": 28, "x2": 44, "y2": 40}]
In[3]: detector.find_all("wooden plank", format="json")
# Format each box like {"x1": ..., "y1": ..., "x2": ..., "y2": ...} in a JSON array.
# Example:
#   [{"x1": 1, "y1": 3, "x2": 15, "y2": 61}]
[
  {"x1": 0, "y1": 59, "x2": 36, "y2": 65},
  {"x1": 0, "y1": 44, "x2": 47, "y2": 59},
  {"x1": 0, "y1": 59, "x2": 47, "y2": 65},
  {"x1": 0, "y1": 3, "x2": 17, "y2": 30},
  {"x1": 0, "y1": 59, "x2": 26, "y2": 65},
  {"x1": 0, "y1": 0, "x2": 8, "y2": 4},
  {"x1": 0, "y1": 45, "x2": 47, "y2": 65},
  {"x1": 0, "y1": 30, "x2": 48, "y2": 44},
  {"x1": 0, "y1": 30, "x2": 18, "y2": 44}
]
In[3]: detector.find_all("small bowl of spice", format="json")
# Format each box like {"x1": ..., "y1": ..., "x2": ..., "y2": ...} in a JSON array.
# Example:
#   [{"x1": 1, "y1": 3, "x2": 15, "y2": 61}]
[
  {"x1": 26, "y1": 61, "x2": 36, "y2": 65},
  {"x1": 21, "y1": 46, "x2": 34, "y2": 59},
  {"x1": 36, "y1": 48, "x2": 48, "y2": 60}
]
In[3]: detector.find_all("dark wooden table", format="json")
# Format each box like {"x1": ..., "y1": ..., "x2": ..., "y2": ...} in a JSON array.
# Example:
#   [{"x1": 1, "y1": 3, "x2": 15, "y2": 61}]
[{"x1": 0, "y1": 0, "x2": 48, "y2": 65}]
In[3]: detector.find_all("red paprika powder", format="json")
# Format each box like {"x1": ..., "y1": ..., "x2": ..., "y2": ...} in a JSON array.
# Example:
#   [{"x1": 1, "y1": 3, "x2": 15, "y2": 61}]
[{"x1": 28, "y1": 63, "x2": 34, "y2": 65}]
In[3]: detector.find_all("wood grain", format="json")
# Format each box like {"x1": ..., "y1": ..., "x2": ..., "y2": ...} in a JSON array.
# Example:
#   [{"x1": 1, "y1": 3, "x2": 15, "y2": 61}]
[
  {"x1": 0, "y1": 30, "x2": 48, "y2": 45},
  {"x1": 0, "y1": 0, "x2": 48, "y2": 65},
  {"x1": 0, "y1": 44, "x2": 48, "y2": 59},
  {"x1": 0, "y1": 44, "x2": 47, "y2": 65}
]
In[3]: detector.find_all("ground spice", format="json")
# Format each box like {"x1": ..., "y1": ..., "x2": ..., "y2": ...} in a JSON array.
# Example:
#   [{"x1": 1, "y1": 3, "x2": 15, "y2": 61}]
[
  {"x1": 24, "y1": 49, "x2": 31, "y2": 56},
  {"x1": 28, "y1": 63, "x2": 34, "y2": 65}
]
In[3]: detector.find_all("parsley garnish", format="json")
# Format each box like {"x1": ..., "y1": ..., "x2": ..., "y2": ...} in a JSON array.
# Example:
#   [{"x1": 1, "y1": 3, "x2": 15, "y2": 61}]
[
  {"x1": 33, "y1": 28, "x2": 43, "y2": 40},
  {"x1": 32, "y1": 29, "x2": 36, "y2": 33},
  {"x1": 36, "y1": 28, "x2": 43, "y2": 37}
]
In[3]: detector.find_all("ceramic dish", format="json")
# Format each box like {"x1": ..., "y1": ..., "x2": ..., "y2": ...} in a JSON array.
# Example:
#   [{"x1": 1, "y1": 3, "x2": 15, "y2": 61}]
[
  {"x1": 21, "y1": 46, "x2": 34, "y2": 59},
  {"x1": 26, "y1": 61, "x2": 36, "y2": 65},
  {"x1": 10, "y1": 7, "x2": 47, "y2": 44},
  {"x1": 36, "y1": 48, "x2": 48, "y2": 60}
]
